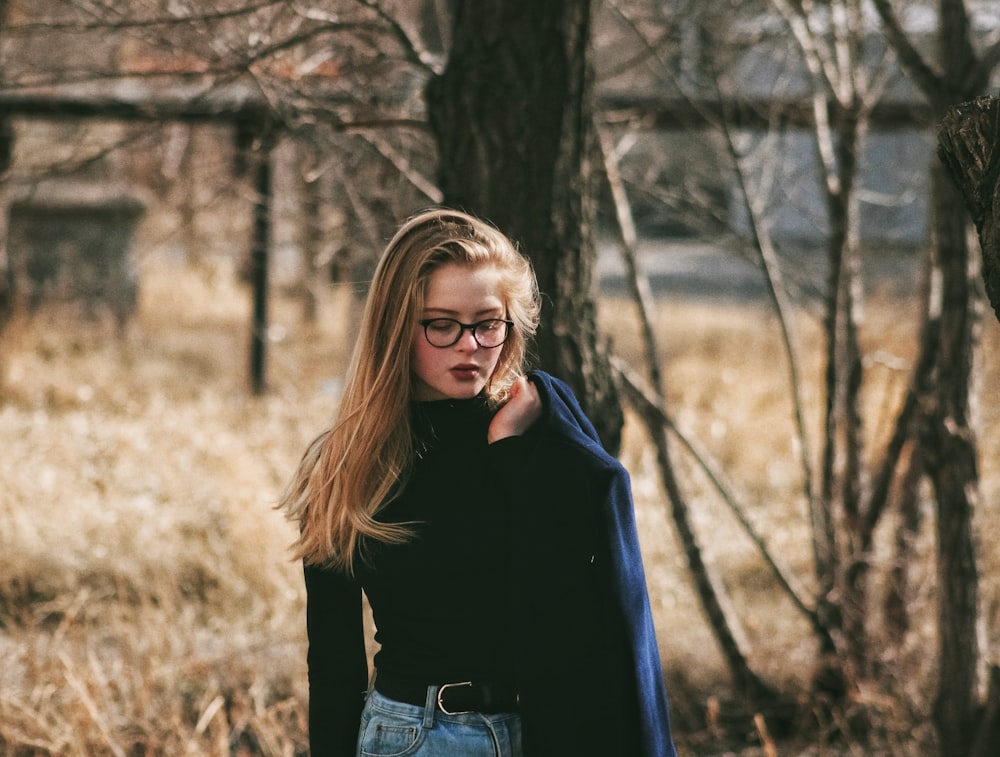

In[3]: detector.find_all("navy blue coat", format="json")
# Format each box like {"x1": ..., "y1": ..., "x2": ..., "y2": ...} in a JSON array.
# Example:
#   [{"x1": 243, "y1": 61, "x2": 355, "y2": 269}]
[{"x1": 513, "y1": 371, "x2": 677, "y2": 757}]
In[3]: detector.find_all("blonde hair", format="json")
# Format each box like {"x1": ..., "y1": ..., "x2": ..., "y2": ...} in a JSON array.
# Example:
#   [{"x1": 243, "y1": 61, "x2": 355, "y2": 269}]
[{"x1": 280, "y1": 208, "x2": 540, "y2": 573}]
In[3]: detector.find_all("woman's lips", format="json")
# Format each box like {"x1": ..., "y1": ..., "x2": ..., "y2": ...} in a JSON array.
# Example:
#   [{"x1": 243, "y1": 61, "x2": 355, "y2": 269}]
[{"x1": 450, "y1": 364, "x2": 479, "y2": 379}]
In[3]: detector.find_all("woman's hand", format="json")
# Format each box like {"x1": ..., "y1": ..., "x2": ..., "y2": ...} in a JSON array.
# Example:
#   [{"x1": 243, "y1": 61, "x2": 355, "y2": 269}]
[{"x1": 488, "y1": 376, "x2": 542, "y2": 443}]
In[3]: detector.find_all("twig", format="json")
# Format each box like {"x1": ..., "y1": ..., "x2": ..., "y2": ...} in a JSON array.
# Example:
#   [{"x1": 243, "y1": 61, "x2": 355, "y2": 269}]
[
  {"x1": 594, "y1": 120, "x2": 664, "y2": 393},
  {"x1": 614, "y1": 358, "x2": 819, "y2": 627}
]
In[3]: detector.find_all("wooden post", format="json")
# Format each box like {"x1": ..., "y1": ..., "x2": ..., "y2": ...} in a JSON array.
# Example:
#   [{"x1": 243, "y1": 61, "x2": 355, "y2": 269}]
[{"x1": 246, "y1": 127, "x2": 274, "y2": 395}]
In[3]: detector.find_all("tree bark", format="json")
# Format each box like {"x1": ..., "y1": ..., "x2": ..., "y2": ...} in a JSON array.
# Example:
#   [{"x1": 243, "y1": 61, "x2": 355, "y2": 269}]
[
  {"x1": 924, "y1": 159, "x2": 983, "y2": 755},
  {"x1": 425, "y1": 0, "x2": 623, "y2": 451},
  {"x1": 0, "y1": 0, "x2": 12, "y2": 329},
  {"x1": 937, "y1": 95, "x2": 1000, "y2": 324},
  {"x1": 934, "y1": 97, "x2": 1000, "y2": 752}
]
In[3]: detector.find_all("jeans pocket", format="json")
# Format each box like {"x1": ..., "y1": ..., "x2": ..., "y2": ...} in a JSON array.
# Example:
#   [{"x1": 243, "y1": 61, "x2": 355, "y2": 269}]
[{"x1": 358, "y1": 709, "x2": 424, "y2": 757}]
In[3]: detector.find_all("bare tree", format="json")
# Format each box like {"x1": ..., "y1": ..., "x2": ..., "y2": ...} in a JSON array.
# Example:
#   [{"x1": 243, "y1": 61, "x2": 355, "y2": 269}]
[
  {"x1": 756, "y1": 0, "x2": 874, "y2": 698},
  {"x1": 937, "y1": 92, "x2": 1000, "y2": 757},
  {"x1": 870, "y1": 1, "x2": 999, "y2": 752},
  {"x1": 593, "y1": 1, "x2": 998, "y2": 752}
]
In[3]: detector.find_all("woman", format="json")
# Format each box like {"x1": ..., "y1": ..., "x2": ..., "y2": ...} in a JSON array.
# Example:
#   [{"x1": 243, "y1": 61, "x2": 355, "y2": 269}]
[{"x1": 280, "y1": 208, "x2": 676, "y2": 756}]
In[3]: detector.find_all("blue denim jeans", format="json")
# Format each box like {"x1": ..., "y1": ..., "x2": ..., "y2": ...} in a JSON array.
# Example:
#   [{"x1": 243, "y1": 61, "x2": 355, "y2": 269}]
[{"x1": 356, "y1": 687, "x2": 523, "y2": 757}]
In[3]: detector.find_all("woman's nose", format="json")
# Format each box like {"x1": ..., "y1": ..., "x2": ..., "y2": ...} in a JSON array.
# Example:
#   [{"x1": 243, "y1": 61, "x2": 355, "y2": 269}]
[{"x1": 455, "y1": 328, "x2": 480, "y2": 349}]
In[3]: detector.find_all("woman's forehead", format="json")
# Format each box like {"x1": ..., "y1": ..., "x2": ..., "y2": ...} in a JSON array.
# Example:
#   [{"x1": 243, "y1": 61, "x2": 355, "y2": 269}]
[{"x1": 422, "y1": 264, "x2": 504, "y2": 312}]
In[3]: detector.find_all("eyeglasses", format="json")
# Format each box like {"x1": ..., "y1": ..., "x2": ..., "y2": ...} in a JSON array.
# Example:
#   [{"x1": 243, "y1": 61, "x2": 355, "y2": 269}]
[{"x1": 418, "y1": 318, "x2": 513, "y2": 348}]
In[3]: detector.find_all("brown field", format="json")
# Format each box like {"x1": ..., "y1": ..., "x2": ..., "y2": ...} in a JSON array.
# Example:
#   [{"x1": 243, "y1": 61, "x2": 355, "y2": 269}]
[{"x1": 1, "y1": 261, "x2": 998, "y2": 756}]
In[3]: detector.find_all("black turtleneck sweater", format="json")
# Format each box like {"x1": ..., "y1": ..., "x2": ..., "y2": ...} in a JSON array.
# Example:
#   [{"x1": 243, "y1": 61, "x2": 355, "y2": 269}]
[{"x1": 304, "y1": 396, "x2": 529, "y2": 755}]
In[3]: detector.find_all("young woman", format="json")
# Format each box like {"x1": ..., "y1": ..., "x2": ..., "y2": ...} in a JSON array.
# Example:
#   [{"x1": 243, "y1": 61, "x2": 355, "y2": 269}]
[{"x1": 280, "y1": 208, "x2": 676, "y2": 757}]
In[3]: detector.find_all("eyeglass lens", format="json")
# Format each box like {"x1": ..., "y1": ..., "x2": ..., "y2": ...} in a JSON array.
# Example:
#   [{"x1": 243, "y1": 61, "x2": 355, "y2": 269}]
[{"x1": 422, "y1": 318, "x2": 509, "y2": 348}]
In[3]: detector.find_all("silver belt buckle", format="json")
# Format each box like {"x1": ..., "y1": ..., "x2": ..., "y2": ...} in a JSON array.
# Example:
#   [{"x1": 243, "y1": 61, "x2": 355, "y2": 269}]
[{"x1": 437, "y1": 681, "x2": 473, "y2": 715}]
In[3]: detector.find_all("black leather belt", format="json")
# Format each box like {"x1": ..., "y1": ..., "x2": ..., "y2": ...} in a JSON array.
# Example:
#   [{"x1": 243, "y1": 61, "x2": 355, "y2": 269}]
[{"x1": 375, "y1": 674, "x2": 520, "y2": 715}]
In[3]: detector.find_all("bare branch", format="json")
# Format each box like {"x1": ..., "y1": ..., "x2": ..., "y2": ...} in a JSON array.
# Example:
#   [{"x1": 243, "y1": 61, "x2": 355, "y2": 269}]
[
  {"x1": 974, "y1": 38, "x2": 1000, "y2": 82},
  {"x1": 870, "y1": 0, "x2": 943, "y2": 102},
  {"x1": 239, "y1": 22, "x2": 386, "y2": 71},
  {"x1": 708, "y1": 66, "x2": 819, "y2": 548},
  {"x1": 355, "y1": 132, "x2": 441, "y2": 203},
  {"x1": 614, "y1": 358, "x2": 819, "y2": 624},
  {"x1": 5, "y1": 1, "x2": 278, "y2": 32},
  {"x1": 348, "y1": 0, "x2": 442, "y2": 75},
  {"x1": 771, "y1": 0, "x2": 839, "y2": 97},
  {"x1": 594, "y1": 119, "x2": 664, "y2": 393}
]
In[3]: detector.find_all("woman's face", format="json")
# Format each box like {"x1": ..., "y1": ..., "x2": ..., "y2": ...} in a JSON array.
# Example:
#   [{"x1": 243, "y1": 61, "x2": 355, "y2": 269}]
[{"x1": 411, "y1": 263, "x2": 506, "y2": 401}]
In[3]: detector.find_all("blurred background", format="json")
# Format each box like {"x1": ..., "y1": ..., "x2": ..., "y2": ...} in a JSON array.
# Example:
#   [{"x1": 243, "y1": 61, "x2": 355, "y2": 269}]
[{"x1": 1, "y1": 1, "x2": 999, "y2": 755}]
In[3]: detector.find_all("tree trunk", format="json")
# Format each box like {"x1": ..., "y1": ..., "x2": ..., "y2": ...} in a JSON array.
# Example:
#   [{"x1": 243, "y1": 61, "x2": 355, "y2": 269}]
[
  {"x1": 937, "y1": 95, "x2": 1000, "y2": 324},
  {"x1": 0, "y1": 0, "x2": 13, "y2": 329},
  {"x1": 934, "y1": 97, "x2": 1000, "y2": 752},
  {"x1": 425, "y1": 0, "x2": 623, "y2": 452},
  {"x1": 298, "y1": 146, "x2": 323, "y2": 324},
  {"x1": 817, "y1": 103, "x2": 870, "y2": 686},
  {"x1": 923, "y1": 159, "x2": 983, "y2": 756},
  {"x1": 246, "y1": 130, "x2": 274, "y2": 396},
  {"x1": 871, "y1": 2, "x2": 990, "y2": 752}
]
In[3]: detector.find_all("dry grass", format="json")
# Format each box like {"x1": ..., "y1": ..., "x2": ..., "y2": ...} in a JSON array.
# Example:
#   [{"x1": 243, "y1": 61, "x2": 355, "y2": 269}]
[
  {"x1": 603, "y1": 293, "x2": 1000, "y2": 752},
  {"x1": 0, "y1": 264, "x2": 324, "y2": 755},
  {"x1": 1, "y1": 262, "x2": 998, "y2": 755}
]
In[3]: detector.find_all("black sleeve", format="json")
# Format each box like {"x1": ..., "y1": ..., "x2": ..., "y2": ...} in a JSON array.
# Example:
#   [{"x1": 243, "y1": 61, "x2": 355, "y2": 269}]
[
  {"x1": 303, "y1": 561, "x2": 368, "y2": 756},
  {"x1": 487, "y1": 420, "x2": 539, "y2": 488}
]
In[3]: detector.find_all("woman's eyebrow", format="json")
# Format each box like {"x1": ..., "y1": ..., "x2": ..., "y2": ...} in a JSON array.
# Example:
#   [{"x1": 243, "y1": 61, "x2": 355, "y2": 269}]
[{"x1": 422, "y1": 306, "x2": 504, "y2": 317}]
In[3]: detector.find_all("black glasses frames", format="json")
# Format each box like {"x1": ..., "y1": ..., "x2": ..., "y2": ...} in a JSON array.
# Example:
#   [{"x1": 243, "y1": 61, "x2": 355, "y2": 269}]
[{"x1": 418, "y1": 318, "x2": 513, "y2": 348}]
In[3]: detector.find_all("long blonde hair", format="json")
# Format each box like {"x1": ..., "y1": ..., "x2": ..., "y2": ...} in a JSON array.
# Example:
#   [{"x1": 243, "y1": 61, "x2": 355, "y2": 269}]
[{"x1": 280, "y1": 208, "x2": 540, "y2": 573}]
